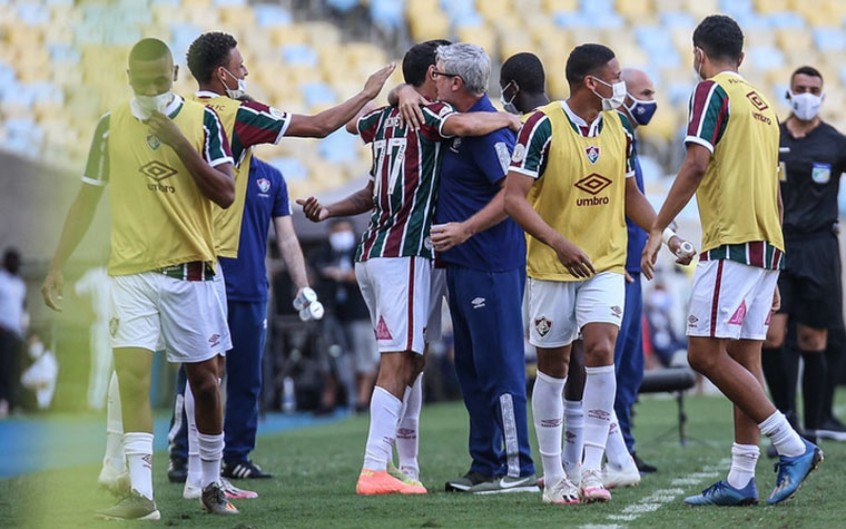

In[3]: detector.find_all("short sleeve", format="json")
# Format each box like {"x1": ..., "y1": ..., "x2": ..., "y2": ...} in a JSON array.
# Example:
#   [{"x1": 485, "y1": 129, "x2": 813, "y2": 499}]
[
  {"x1": 82, "y1": 113, "x2": 111, "y2": 186},
  {"x1": 684, "y1": 81, "x2": 730, "y2": 153},
  {"x1": 356, "y1": 108, "x2": 385, "y2": 145},
  {"x1": 202, "y1": 107, "x2": 234, "y2": 167},
  {"x1": 419, "y1": 101, "x2": 456, "y2": 140},
  {"x1": 233, "y1": 101, "x2": 292, "y2": 158},
  {"x1": 474, "y1": 128, "x2": 516, "y2": 185},
  {"x1": 509, "y1": 111, "x2": 552, "y2": 179}
]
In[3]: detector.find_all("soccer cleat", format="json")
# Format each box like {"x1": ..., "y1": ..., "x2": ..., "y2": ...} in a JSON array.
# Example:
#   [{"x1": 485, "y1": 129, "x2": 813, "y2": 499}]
[
  {"x1": 542, "y1": 477, "x2": 581, "y2": 505},
  {"x1": 444, "y1": 471, "x2": 493, "y2": 492},
  {"x1": 222, "y1": 459, "x2": 272, "y2": 479},
  {"x1": 183, "y1": 479, "x2": 202, "y2": 500},
  {"x1": 470, "y1": 475, "x2": 539, "y2": 494},
  {"x1": 602, "y1": 457, "x2": 641, "y2": 489},
  {"x1": 683, "y1": 479, "x2": 758, "y2": 506},
  {"x1": 356, "y1": 470, "x2": 427, "y2": 495},
  {"x1": 767, "y1": 439, "x2": 823, "y2": 505},
  {"x1": 387, "y1": 462, "x2": 424, "y2": 488},
  {"x1": 201, "y1": 482, "x2": 240, "y2": 515},
  {"x1": 96, "y1": 489, "x2": 161, "y2": 521},
  {"x1": 221, "y1": 477, "x2": 258, "y2": 499},
  {"x1": 579, "y1": 469, "x2": 612, "y2": 502},
  {"x1": 167, "y1": 457, "x2": 188, "y2": 483},
  {"x1": 98, "y1": 465, "x2": 130, "y2": 496}
]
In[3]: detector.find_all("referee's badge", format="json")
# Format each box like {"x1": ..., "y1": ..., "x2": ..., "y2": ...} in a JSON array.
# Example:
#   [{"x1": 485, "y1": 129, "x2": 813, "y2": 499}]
[
  {"x1": 585, "y1": 145, "x2": 600, "y2": 164},
  {"x1": 811, "y1": 162, "x2": 831, "y2": 184},
  {"x1": 146, "y1": 134, "x2": 161, "y2": 150},
  {"x1": 534, "y1": 316, "x2": 552, "y2": 337}
]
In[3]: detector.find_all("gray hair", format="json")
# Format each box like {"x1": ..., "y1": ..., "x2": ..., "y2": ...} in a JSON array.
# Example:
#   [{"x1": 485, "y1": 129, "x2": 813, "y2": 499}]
[{"x1": 435, "y1": 43, "x2": 490, "y2": 95}]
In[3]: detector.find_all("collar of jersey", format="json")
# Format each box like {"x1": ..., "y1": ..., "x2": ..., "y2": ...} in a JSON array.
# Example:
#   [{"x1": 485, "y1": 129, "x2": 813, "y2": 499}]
[
  {"x1": 559, "y1": 100, "x2": 602, "y2": 137},
  {"x1": 194, "y1": 90, "x2": 222, "y2": 99}
]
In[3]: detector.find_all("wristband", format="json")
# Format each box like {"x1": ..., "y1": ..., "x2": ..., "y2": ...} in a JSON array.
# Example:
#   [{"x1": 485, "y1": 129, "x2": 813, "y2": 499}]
[{"x1": 662, "y1": 227, "x2": 677, "y2": 246}]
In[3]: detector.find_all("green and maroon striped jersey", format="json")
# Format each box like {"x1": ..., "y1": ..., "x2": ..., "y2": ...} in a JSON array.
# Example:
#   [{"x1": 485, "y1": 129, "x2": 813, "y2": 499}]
[
  {"x1": 354, "y1": 101, "x2": 455, "y2": 261},
  {"x1": 684, "y1": 80, "x2": 730, "y2": 154}
]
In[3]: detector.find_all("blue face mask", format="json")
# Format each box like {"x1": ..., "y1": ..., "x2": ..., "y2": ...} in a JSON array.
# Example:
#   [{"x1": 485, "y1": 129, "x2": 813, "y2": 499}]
[{"x1": 625, "y1": 95, "x2": 658, "y2": 126}]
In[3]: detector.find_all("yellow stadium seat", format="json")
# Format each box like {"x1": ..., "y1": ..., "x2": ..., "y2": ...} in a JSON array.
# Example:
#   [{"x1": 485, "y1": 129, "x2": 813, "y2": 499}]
[
  {"x1": 616, "y1": 0, "x2": 653, "y2": 19},
  {"x1": 542, "y1": 0, "x2": 578, "y2": 13},
  {"x1": 455, "y1": 25, "x2": 498, "y2": 58},
  {"x1": 408, "y1": 10, "x2": 450, "y2": 43}
]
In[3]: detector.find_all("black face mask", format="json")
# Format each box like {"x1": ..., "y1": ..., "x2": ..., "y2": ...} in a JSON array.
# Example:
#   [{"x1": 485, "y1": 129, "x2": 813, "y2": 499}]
[{"x1": 4, "y1": 257, "x2": 20, "y2": 275}]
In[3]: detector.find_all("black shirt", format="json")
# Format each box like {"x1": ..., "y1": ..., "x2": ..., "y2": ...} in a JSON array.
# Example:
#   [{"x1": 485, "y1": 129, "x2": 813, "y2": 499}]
[
  {"x1": 310, "y1": 244, "x2": 371, "y2": 322},
  {"x1": 780, "y1": 120, "x2": 846, "y2": 238}
]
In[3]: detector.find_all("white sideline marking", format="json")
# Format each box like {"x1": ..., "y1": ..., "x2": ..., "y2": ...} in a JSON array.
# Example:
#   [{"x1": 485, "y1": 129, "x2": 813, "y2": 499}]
[{"x1": 578, "y1": 459, "x2": 730, "y2": 529}]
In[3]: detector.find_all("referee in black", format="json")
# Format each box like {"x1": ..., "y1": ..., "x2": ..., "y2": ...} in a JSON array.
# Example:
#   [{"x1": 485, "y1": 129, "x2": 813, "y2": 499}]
[{"x1": 763, "y1": 65, "x2": 846, "y2": 449}]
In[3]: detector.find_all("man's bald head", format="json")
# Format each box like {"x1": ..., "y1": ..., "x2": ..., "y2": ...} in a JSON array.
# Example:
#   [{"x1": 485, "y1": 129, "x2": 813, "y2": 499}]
[{"x1": 621, "y1": 68, "x2": 657, "y2": 127}]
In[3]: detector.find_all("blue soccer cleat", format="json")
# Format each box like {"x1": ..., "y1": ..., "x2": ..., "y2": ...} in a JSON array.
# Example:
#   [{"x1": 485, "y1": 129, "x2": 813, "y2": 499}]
[
  {"x1": 683, "y1": 479, "x2": 759, "y2": 506},
  {"x1": 767, "y1": 439, "x2": 823, "y2": 505}
]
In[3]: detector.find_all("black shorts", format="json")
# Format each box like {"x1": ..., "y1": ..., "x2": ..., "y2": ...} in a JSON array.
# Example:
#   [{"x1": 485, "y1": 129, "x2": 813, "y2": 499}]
[{"x1": 778, "y1": 233, "x2": 843, "y2": 329}]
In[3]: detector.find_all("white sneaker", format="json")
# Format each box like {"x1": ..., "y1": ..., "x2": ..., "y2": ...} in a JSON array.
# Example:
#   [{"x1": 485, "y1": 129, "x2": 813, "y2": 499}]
[
  {"x1": 98, "y1": 464, "x2": 129, "y2": 495},
  {"x1": 602, "y1": 457, "x2": 641, "y2": 489},
  {"x1": 183, "y1": 479, "x2": 202, "y2": 500},
  {"x1": 542, "y1": 477, "x2": 580, "y2": 505},
  {"x1": 580, "y1": 469, "x2": 611, "y2": 502}
]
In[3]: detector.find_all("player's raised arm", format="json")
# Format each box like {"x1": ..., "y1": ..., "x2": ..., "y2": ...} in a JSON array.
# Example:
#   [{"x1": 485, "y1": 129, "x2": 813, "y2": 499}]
[{"x1": 285, "y1": 63, "x2": 395, "y2": 138}]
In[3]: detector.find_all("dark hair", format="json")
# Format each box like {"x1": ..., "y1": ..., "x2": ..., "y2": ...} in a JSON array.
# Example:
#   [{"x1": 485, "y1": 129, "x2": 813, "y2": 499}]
[
  {"x1": 402, "y1": 39, "x2": 452, "y2": 87},
  {"x1": 128, "y1": 38, "x2": 171, "y2": 63},
  {"x1": 791, "y1": 65, "x2": 823, "y2": 84},
  {"x1": 501, "y1": 52, "x2": 545, "y2": 94},
  {"x1": 187, "y1": 32, "x2": 238, "y2": 84},
  {"x1": 693, "y1": 15, "x2": 744, "y2": 63},
  {"x1": 565, "y1": 43, "x2": 615, "y2": 86}
]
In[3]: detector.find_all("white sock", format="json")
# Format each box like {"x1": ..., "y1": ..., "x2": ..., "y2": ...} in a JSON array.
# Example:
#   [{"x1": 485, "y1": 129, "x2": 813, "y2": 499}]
[
  {"x1": 396, "y1": 374, "x2": 422, "y2": 480},
  {"x1": 582, "y1": 365, "x2": 616, "y2": 472},
  {"x1": 198, "y1": 432, "x2": 224, "y2": 488},
  {"x1": 124, "y1": 432, "x2": 154, "y2": 500},
  {"x1": 562, "y1": 399, "x2": 583, "y2": 482},
  {"x1": 104, "y1": 371, "x2": 125, "y2": 472},
  {"x1": 605, "y1": 409, "x2": 630, "y2": 469},
  {"x1": 185, "y1": 383, "x2": 201, "y2": 487},
  {"x1": 532, "y1": 372, "x2": 566, "y2": 485},
  {"x1": 759, "y1": 411, "x2": 805, "y2": 457},
  {"x1": 727, "y1": 442, "x2": 759, "y2": 489},
  {"x1": 362, "y1": 386, "x2": 402, "y2": 471}
]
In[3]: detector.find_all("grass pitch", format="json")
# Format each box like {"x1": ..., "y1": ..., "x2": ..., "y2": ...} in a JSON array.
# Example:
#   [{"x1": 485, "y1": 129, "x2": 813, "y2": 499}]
[{"x1": 1, "y1": 392, "x2": 843, "y2": 529}]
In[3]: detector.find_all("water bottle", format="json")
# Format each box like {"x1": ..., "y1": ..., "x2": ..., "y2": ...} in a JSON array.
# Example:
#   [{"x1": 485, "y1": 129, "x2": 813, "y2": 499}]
[
  {"x1": 293, "y1": 287, "x2": 317, "y2": 311},
  {"x1": 282, "y1": 376, "x2": 296, "y2": 413}
]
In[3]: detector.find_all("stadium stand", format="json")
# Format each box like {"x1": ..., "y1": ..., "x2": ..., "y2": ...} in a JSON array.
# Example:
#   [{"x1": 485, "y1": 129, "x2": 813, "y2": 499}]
[{"x1": 1, "y1": 0, "x2": 845, "y2": 198}]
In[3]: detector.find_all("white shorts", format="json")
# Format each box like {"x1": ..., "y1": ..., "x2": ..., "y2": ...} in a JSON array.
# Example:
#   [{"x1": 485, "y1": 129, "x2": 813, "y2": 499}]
[
  {"x1": 527, "y1": 272, "x2": 625, "y2": 348},
  {"x1": 213, "y1": 261, "x2": 229, "y2": 321},
  {"x1": 425, "y1": 267, "x2": 447, "y2": 343},
  {"x1": 687, "y1": 259, "x2": 778, "y2": 340},
  {"x1": 355, "y1": 256, "x2": 431, "y2": 355},
  {"x1": 109, "y1": 271, "x2": 232, "y2": 363}
]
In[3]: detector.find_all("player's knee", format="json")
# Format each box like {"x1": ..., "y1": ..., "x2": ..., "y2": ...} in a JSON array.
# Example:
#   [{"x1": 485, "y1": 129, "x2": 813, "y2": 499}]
[
  {"x1": 687, "y1": 349, "x2": 717, "y2": 374},
  {"x1": 797, "y1": 328, "x2": 826, "y2": 351},
  {"x1": 763, "y1": 334, "x2": 783, "y2": 349}
]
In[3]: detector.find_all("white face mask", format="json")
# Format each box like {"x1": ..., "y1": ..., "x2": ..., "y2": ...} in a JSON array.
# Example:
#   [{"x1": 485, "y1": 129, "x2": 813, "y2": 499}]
[
  {"x1": 788, "y1": 91, "x2": 824, "y2": 122},
  {"x1": 500, "y1": 81, "x2": 519, "y2": 115},
  {"x1": 591, "y1": 77, "x2": 627, "y2": 111},
  {"x1": 221, "y1": 67, "x2": 247, "y2": 99},
  {"x1": 132, "y1": 91, "x2": 173, "y2": 120},
  {"x1": 329, "y1": 231, "x2": 356, "y2": 252}
]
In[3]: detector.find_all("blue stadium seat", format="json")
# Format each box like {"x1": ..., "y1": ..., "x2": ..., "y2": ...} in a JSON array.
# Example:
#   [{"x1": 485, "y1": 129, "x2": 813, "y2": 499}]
[
  {"x1": 282, "y1": 44, "x2": 319, "y2": 67},
  {"x1": 16, "y1": 3, "x2": 50, "y2": 25},
  {"x1": 767, "y1": 11, "x2": 805, "y2": 28},
  {"x1": 268, "y1": 157, "x2": 308, "y2": 181},
  {"x1": 300, "y1": 82, "x2": 337, "y2": 108},
  {"x1": 370, "y1": 0, "x2": 405, "y2": 30},
  {"x1": 319, "y1": 130, "x2": 358, "y2": 163},
  {"x1": 748, "y1": 46, "x2": 785, "y2": 69},
  {"x1": 326, "y1": 0, "x2": 360, "y2": 13},
  {"x1": 253, "y1": 4, "x2": 292, "y2": 27},
  {"x1": 48, "y1": 43, "x2": 82, "y2": 64},
  {"x1": 813, "y1": 28, "x2": 846, "y2": 51}
]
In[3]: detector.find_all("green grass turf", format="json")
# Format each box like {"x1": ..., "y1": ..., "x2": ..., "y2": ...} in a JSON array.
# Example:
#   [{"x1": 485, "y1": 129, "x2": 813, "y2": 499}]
[{"x1": 2, "y1": 392, "x2": 843, "y2": 529}]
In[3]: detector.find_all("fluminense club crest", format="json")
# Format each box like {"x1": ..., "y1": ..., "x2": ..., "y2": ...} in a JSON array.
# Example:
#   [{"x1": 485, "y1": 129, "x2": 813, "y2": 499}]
[
  {"x1": 257, "y1": 178, "x2": 271, "y2": 193},
  {"x1": 585, "y1": 145, "x2": 600, "y2": 164},
  {"x1": 146, "y1": 134, "x2": 161, "y2": 150}
]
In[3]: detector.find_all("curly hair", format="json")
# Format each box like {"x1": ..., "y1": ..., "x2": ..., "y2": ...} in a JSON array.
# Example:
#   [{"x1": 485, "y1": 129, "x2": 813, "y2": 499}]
[
  {"x1": 693, "y1": 15, "x2": 744, "y2": 63},
  {"x1": 186, "y1": 32, "x2": 238, "y2": 83}
]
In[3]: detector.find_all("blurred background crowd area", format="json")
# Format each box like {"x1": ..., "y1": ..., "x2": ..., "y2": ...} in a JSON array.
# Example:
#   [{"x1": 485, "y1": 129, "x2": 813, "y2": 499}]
[{"x1": 3, "y1": 0, "x2": 846, "y2": 415}]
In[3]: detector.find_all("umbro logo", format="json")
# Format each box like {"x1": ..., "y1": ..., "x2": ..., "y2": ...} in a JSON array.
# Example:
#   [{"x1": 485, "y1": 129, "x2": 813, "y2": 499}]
[{"x1": 471, "y1": 297, "x2": 486, "y2": 309}]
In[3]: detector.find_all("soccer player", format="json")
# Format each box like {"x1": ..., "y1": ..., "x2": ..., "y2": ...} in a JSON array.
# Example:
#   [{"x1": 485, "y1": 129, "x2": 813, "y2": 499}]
[
  {"x1": 298, "y1": 40, "x2": 519, "y2": 495},
  {"x1": 762, "y1": 65, "x2": 846, "y2": 446},
  {"x1": 643, "y1": 15, "x2": 823, "y2": 506},
  {"x1": 504, "y1": 44, "x2": 683, "y2": 504},
  {"x1": 424, "y1": 43, "x2": 536, "y2": 494},
  {"x1": 164, "y1": 31, "x2": 394, "y2": 489},
  {"x1": 499, "y1": 52, "x2": 587, "y2": 486},
  {"x1": 42, "y1": 38, "x2": 237, "y2": 519}
]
